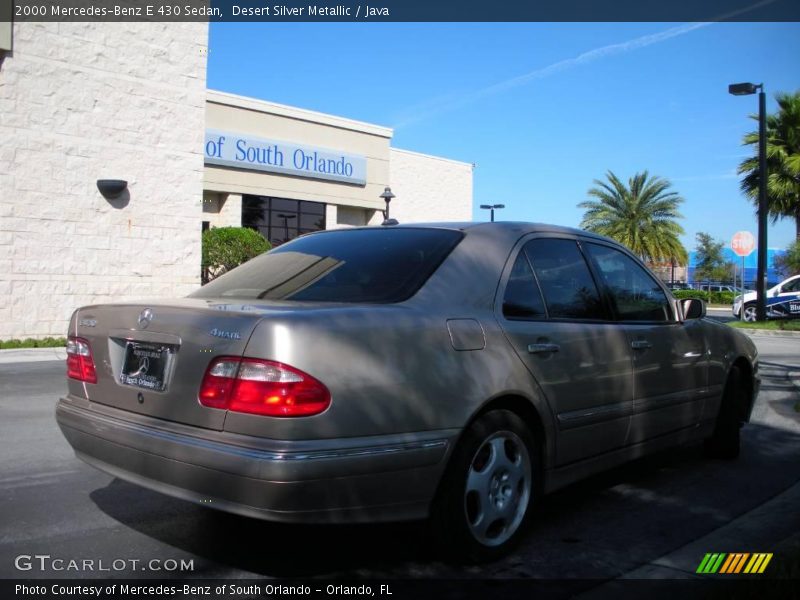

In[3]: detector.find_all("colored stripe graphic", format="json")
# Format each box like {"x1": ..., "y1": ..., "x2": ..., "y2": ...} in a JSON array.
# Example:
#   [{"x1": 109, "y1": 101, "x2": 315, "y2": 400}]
[
  {"x1": 719, "y1": 554, "x2": 736, "y2": 574},
  {"x1": 698, "y1": 553, "x2": 773, "y2": 574},
  {"x1": 733, "y1": 553, "x2": 749, "y2": 573},
  {"x1": 744, "y1": 553, "x2": 773, "y2": 574},
  {"x1": 697, "y1": 553, "x2": 727, "y2": 574}
]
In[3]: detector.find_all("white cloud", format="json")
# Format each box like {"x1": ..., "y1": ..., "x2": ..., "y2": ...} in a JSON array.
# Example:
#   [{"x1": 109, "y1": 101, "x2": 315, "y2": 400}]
[{"x1": 393, "y1": 0, "x2": 778, "y2": 129}]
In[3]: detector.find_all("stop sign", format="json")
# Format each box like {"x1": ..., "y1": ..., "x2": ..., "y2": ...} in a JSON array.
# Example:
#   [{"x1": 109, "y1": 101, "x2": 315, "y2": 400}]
[{"x1": 731, "y1": 231, "x2": 755, "y2": 257}]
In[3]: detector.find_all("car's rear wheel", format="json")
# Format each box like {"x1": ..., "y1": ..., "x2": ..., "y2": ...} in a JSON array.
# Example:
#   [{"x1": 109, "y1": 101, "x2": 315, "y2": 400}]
[
  {"x1": 431, "y1": 409, "x2": 538, "y2": 563},
  {"x1": 742, "y1": 303, "x2": 758, "y2": 322},
  {"x1": 704, "y1": 366, "x2": 745, "y2": 459}
]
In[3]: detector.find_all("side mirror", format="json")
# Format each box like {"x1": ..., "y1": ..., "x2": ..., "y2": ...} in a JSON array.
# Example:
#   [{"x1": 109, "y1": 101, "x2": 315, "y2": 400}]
[{"x1": 680, "y1": 298, "x2": 706, "y2": 320}]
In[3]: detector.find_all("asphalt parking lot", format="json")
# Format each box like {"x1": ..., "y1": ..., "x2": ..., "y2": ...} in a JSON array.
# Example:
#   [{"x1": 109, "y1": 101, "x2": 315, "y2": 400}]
[{"x1": 0, "y1": 333, "x2": 798, "y2": 585}]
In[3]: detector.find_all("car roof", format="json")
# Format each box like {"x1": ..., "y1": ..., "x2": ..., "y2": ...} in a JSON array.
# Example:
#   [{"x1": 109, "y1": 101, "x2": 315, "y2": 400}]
[{"x1": 311, "y1": 221, "x2": 615, "y2": 244}]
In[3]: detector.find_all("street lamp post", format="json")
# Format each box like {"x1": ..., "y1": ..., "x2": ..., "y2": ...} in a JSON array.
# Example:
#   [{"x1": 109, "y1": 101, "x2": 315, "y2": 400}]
[
  {"x1": 379, "y1": 187, "x2": 395, "y2": 223},
  {"x1": 276, "y1": 213, "x2": 296, "y2": 243},
  {"x1": 480, "y1": 203, "x2": 505, "y2": 222},
  {"x1": 729, "y1": 82, "x2": 768, "y2": 321}
]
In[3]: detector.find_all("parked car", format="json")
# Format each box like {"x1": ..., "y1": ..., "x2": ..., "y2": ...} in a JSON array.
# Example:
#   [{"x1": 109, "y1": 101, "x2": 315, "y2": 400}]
[
  {"x1": 694, "y1": 284, "x2": 741, "y2": 293},
  {"x1": 733, "y1": 274, "x2": 800, "y2": 321},
  {"x1": 667, "y1": 282, "x2": 692, "y2": 291},
  {"x1": 56, "y1": 222, "x2": 760, "y2": 562}
]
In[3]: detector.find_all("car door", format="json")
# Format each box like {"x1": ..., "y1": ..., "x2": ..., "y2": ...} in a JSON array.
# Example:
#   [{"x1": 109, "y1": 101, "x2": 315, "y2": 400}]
[
  {"x1": 498, "y1": 237, "x2": 633, "y2": 466},
  {"x1": 770, "y1": 276, "x2": 800, "y2": 318},
  {"x1": 583, "y1": 242, "x2": 708, "y2": 444}
]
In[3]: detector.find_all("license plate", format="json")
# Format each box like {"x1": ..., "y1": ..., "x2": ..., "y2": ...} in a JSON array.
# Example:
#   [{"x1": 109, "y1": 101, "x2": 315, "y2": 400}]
[{"x1": 120, "y1": 342, "x2": 172, "y2": 391}]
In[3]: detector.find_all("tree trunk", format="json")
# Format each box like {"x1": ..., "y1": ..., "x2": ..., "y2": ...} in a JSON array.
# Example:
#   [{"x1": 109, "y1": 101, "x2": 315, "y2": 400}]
[{"x1": 796, "y1": 209, "x2": 800, "y2": 241}]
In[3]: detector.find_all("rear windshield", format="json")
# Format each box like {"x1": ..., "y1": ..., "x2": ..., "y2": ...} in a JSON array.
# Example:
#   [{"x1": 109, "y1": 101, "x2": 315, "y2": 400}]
[{"x1": 190, "y1": 228, "x2": 463, "y2": 303}]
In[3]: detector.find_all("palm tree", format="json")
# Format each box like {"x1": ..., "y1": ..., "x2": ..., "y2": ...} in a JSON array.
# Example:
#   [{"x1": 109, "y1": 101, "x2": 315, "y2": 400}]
[
  {"x1": 738, "y1": 90, "x2": 800, "y2": 240},
  {"x1": 578, "y1": 171, "x2": 688, "y2": 264}
]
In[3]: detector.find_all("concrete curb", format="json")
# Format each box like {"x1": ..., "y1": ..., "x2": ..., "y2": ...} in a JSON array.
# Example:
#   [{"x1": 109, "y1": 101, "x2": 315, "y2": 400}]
[
  {"x1": 736, "y1": 328, "x2": 800, "y2": 338},
  {"x1": 0, "y1": 347, "x2": 66, "y2": 364}
]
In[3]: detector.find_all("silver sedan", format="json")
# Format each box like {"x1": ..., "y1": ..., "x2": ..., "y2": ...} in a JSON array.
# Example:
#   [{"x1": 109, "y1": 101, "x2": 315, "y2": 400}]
[{"x1": 56, "y1": 222, "x2": 759, "y2": 562}]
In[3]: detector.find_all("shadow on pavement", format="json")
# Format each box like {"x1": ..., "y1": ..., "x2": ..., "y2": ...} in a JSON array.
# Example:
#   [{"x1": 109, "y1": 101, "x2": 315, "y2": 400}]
[
  {"x1": 89, "y1": 417, "x2": 800, "y2": 579},
  {"x1": 88, "y1": 345, "x2": 800, "y2": 579}
]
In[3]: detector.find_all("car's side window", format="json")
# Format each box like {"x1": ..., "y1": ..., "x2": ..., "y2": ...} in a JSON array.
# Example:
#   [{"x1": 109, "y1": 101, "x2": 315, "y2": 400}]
[
  {"x1": 523, "y1": 238, "x2": 606, "y2": 320},
  {"x1": 502, "y1": 251, "x2": 547, "y2": 319},
  {"x1": 781, "y1": 278, "x2": 800, "y2": 294},
  {"x1": 586, "y1": 243, "x2": 673, "y2": 322}
]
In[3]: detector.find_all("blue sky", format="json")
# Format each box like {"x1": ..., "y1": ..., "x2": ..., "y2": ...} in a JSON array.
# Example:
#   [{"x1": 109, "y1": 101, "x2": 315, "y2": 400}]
[{"x1": 207, "y1": 22, "x2": 800, "y2": 252}]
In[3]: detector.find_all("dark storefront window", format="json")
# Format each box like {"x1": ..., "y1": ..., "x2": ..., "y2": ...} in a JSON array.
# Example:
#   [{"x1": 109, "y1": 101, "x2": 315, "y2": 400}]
[{"x1": 242, "y1": 195, "x2": 326, "y2": 246}]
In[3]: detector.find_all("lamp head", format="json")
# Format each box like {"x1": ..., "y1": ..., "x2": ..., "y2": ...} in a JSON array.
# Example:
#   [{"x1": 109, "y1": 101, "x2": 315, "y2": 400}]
[
  {"x1": 96, "y1": 179, "x2": 127, "y2": 199},
  {"x1": 728, "y1": 82, "x2": 760, "y2": 96}
]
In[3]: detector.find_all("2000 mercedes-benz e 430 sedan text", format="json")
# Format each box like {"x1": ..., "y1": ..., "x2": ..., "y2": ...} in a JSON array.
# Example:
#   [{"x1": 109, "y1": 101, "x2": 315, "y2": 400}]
[{"x1": 56, "y1": 222, "x2": 759, "y2": 562}]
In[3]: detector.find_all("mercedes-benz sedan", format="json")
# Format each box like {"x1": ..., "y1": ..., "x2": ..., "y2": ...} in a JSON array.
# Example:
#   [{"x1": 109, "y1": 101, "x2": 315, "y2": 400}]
[{"x1": 56, "y1": 222, "x2": 759, "y2": 562}]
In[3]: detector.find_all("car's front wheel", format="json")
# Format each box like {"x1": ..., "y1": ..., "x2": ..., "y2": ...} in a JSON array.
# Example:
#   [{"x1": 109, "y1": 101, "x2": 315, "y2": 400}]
[
  {"x1": 742, "y1": 303, "x2": 758, "y2": 322},
  {"x1": 431, "y1": 409, "x2": 538, "y2": 563},
  {"x1": 704, "y1": 366, "x2": 745, "y2": 459}
]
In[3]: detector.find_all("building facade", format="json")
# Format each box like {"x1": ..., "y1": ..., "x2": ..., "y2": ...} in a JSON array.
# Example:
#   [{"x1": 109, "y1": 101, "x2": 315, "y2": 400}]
[
  {"x1": 202, "y1": 91, "x2": 472, "y2": 245},
  {"x1": 0, "y1": 24, "x2": 473, "y2": 339},
  {"x1": 0, "y1": 22, "x2": 208, "y2": 340}
]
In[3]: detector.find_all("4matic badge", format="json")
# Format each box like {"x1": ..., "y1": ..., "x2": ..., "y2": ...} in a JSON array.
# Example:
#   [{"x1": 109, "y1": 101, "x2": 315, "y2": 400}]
[{"x1": 208, "y1": 328, "x2": 241, "y2": 340}]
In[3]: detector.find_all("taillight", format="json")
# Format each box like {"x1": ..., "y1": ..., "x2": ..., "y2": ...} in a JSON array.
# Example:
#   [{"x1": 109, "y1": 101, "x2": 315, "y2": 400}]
[
  {"x1": 66, "y1": 336, "x2": 97, "y2": 383},
  {"x1": 199, "y1": 357, "x2": 331, "y2": 417}
]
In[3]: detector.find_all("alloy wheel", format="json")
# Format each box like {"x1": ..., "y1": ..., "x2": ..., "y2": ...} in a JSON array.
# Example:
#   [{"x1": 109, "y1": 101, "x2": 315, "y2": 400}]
[
  {"x1": 464, "y1": 430, "x2": 532, "y2": 547},
  {"x1": 743, "y1": 305, "x2": 758, "y2": 322}
]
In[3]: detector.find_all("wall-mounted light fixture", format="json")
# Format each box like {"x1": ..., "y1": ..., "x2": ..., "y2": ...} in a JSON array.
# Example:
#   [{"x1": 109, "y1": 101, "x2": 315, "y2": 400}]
[{"x1": 96, "y1": 179, "x2": 128, "y2": 199}]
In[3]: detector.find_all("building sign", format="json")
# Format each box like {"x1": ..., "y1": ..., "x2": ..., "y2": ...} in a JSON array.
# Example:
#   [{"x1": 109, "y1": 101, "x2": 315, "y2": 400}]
[{"x1": 204, "y1": 129, "x2": 366, "y2": 186}]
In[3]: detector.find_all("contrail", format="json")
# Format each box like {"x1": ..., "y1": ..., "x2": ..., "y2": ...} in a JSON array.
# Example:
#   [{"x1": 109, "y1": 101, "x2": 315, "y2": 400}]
[{"x1": 392, "y1": 0, "x2": 778, "y2": 129}]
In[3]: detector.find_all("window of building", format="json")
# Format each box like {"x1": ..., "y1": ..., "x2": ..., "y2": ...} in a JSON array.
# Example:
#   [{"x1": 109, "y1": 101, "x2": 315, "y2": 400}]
[
  {"x1": 523, "y1": 238, "x2": 607, "y2": 320},
  {"x1": 242, "y1": 195, "x2": 326, "y2": 246},
  {"x1": 586, "y1": 243, "x2": 673, "y2": 322}
]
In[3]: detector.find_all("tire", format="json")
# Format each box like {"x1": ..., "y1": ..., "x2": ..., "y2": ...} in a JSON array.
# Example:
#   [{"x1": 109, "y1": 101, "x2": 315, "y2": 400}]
[
  {"x1": 704, "y1": 366, "x2": 745, "y2": 459},
  {"x1": 430, "y1": 409, "x2": 539, "y2": 563},
  {"x1": 742, "y1": 303, "x2": 757, "y2": 322}
]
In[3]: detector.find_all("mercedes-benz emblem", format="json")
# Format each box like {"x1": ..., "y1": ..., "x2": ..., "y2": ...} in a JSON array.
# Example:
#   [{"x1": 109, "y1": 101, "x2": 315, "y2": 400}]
[
  {"x1": 129, "y1": 356, "x2": 149, "y2": 378},
  {"x1": 137, "y1": 308, "x2": 154, "y2": 329}
]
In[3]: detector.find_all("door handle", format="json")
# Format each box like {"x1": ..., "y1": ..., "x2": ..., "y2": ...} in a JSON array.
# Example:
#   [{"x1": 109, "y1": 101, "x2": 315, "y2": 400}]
[
  {"x1": 631, "y1": 340, "x2": 652, "y2": 350},
  {"x1": 528, "y1": 343, "x2": 560, "y2": 354}
]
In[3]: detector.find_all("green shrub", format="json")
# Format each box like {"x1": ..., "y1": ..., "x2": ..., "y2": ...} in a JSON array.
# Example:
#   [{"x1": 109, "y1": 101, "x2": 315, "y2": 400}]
[
  {"x1": 672, "y1": 289, "x2": 709, "y2": 301},
  {"x1": 0, "y1": 337, "x2": 66, "y2": 349},
  {"x1": 709, "y1": 291, "x2": 736, "y2": 305},
  {"x1": 670, "y1": 290, "x2": 735, "y2": 305},
  {"x1": 201, "y1": 227, "x2": 271, "y2": 283}
]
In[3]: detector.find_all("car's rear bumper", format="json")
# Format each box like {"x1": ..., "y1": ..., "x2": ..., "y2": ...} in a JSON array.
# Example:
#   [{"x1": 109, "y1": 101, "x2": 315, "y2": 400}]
[{"x1": 56, "y1": 396, "x2": 456, "y2": 523}]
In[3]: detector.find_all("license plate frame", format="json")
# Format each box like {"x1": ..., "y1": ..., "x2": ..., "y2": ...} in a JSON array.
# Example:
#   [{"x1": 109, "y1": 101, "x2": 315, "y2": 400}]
[{"x1": 119, "y1": 342, "x2": 173, "y2": 392}]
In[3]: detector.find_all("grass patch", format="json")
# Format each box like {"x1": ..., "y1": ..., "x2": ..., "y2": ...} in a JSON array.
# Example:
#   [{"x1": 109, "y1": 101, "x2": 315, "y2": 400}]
[
  {"x1": 728, "y1": 320, "x2": 800, "y2": 331},
  {"x1": 0, "y1": 337, "x2": 67, "y2": 349}
]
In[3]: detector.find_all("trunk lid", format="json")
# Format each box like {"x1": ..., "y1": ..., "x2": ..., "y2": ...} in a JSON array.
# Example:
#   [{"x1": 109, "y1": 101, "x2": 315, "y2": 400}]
[{"x1": 71, "y1": 299, "x2": 271, "y2": 430}]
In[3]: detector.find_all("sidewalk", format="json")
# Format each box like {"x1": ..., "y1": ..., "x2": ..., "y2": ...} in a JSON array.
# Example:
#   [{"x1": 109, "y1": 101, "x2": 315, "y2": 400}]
[{"x1": 0, "y1": 347, "x2": 66, "y2": 364}]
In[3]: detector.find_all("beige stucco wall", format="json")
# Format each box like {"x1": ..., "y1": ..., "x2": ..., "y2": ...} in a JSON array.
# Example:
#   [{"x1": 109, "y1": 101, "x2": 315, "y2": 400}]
[
  {"x1": 386, "y1": 148, "x2": 473, "y2": 224},
  {"x1": 204, "y1": 91, "x2": 391, "y2": 212},
  {"x1": 0, "y1": 22, "x2": 208, "y2": 339},
  {"x1": 202, "y1": 191, "x2": 242, "y2": 228}
]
